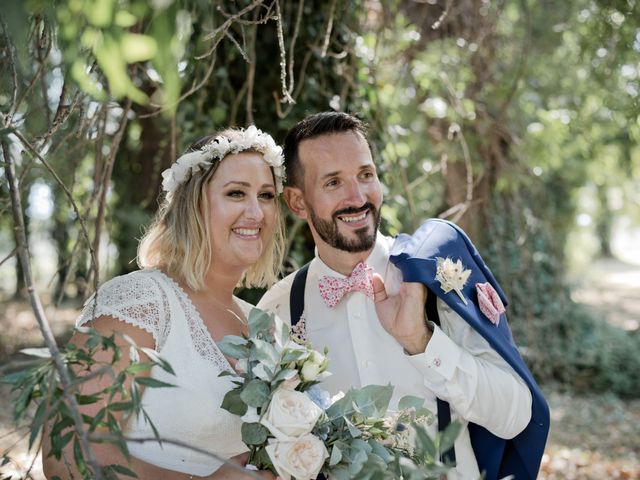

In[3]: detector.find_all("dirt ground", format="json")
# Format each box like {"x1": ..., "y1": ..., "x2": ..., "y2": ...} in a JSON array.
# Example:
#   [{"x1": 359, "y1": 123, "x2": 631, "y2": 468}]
[{"x1": 1, "y1": 257, "x2": 639, "y2": 479}]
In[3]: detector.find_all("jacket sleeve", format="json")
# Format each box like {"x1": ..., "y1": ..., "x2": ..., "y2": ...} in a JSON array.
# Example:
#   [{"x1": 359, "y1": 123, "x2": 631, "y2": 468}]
[{"x1": 406, "y1": 299, "x2": 532, "y2": 439}]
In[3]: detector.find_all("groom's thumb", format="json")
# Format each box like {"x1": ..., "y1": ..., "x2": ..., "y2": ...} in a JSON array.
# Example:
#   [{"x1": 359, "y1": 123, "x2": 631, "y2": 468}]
[{"x1": 372, "y1": 273, "x2": 388, "y2": 303}]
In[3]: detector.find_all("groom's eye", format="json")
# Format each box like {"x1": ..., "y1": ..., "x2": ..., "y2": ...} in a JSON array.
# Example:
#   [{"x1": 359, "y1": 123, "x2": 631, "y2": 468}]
[{"x1": 325, "y1": 178, "x2": 340, "y2": 188}]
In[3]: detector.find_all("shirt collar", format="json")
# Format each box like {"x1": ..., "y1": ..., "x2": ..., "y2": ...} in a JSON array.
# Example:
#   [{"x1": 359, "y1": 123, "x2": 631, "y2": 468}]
[{"x1": 312, "y1": 232, "x2": 392, "y2": 278}]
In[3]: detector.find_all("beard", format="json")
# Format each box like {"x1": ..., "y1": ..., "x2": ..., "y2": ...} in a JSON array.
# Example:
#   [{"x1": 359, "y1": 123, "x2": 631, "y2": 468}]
[{"x1": 307, "y1": 202, "x2": 381, "y2": 253}]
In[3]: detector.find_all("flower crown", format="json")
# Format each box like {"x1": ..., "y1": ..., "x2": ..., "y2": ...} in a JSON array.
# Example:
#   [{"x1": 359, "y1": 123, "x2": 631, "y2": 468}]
[{"x1": 161, "y1": 126, "x2": 285, "y2": 196}]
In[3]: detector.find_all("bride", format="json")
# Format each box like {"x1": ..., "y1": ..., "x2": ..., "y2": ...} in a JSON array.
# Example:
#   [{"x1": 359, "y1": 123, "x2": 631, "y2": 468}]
[{"x1": 42, "y1": 127, "x2": 285, "y2": 479}]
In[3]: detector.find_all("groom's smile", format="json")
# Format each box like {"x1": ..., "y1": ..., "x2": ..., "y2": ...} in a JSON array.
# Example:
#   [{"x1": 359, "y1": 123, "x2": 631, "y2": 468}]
[{"x1": 287, "y1": 131, "x2": 383, "y2": 255}]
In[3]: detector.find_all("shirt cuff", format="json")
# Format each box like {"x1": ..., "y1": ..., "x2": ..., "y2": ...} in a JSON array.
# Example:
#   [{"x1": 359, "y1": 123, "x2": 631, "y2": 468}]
[{"x1": 406, "y1": 324, "x2": 462, "y2": 382}]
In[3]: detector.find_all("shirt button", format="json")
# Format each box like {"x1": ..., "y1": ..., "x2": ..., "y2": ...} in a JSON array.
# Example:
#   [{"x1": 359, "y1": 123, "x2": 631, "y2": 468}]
[
  {"x1": 433, "y1": 357, "x2": 442, "y2": 367},
  {"x1": 361, "y1": 359, "x2": 371, "y2": 368}
]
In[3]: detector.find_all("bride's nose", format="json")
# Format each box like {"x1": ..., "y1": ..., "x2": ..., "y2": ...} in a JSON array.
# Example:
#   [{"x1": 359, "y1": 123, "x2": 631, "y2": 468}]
[{"x1": 244, "y1": 197, "x2": 265, "y2": 221}]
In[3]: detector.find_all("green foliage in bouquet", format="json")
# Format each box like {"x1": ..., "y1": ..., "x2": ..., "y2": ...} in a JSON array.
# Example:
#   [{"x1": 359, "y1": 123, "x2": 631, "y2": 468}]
[
  {"x1": 218, "y1": 308, "x2": 461, "y2": 480},
  {"x1": 2, "y1": 328, "x2": 175, "y2": 479}
]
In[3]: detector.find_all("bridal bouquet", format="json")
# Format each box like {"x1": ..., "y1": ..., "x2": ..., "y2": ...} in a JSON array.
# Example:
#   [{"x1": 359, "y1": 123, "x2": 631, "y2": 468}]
[{"x1": 218, "y1": 308, "x2": 459, "y2": 480}]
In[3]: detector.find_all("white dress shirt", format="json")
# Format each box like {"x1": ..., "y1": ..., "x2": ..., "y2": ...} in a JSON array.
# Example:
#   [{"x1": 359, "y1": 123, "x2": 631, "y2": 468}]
[{"x1": 258, "y1": 234, "x2": 532, "y2": 479}]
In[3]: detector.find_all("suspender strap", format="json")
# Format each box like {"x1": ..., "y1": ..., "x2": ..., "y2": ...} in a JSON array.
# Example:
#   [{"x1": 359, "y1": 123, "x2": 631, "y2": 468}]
[
  {"x1": 290, "y1": 262, "x2": 310, "y2": 327},
  {"x1": 289, "y1": 262, "x2": 327, "y2": 480},
  {"x1": 425, "y1": 288, "x2": 457, "y2": 465}
]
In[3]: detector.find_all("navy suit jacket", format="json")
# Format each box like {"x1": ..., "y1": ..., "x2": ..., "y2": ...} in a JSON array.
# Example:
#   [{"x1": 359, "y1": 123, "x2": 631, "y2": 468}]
[{"x1": 389, "y1": 218, "x2": 549, "y2": 480}]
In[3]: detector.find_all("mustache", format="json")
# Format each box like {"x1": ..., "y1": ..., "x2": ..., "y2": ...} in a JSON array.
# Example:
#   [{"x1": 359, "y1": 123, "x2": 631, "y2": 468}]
[{"x1": 333, "y1": 203, "x2": 375, "y2": 217}]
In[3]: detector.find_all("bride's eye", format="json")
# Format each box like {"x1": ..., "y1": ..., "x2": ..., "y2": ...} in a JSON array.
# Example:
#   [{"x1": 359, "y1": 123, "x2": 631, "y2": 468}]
[
  {"x1": 259, "y1": 191, "x2": 276, "y2": 200},
  {"x1": 227, "y1": 190, "x2": 245, "y2": 198}
]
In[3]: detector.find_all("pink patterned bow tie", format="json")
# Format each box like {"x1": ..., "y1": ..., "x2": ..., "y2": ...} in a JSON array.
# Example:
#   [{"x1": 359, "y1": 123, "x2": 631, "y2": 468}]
[{"x1": 319, "y1": 262, "x2": 374, "y2": 308}]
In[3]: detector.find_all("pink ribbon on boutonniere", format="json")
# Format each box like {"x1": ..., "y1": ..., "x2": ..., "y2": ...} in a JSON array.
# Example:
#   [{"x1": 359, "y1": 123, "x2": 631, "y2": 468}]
[{"x1": 476, "y1": 282, "x2": 505, "y2": 325}]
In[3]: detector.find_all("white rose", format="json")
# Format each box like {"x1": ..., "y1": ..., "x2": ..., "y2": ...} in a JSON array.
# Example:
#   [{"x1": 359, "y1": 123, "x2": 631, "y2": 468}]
[
  {"x1": 300, "y1": 351, "x2": 327, "y2": 382},
  {"x1": 300, "y1": 361, "x2": 321, "y2": 382},
  {"x1": 260, "y1": 388, "x2": 323, "y2": 441},
  {"x1": 265, "y1": 434, "x2": 329, "y2": 480}
]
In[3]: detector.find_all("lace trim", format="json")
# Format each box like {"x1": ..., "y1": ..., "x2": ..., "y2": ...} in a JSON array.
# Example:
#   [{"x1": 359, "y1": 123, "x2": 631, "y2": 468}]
[
  {"x1": 77, "y1": 270, "x2": 171, "y2": 350},
  {"x1": 155, "y1": 271, "x2": 234, "y2": 372}
]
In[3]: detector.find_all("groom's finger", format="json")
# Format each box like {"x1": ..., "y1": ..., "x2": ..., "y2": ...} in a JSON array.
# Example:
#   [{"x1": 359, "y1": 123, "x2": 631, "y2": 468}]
[{"x1": 372, "y1": 273, "x2": 388, "y2": 303}]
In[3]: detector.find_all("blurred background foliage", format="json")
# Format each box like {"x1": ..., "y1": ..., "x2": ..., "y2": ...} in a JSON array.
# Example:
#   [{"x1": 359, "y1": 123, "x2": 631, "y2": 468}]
[{"x1": 1, "y1": 0, "x2": 639, "y2": 400}]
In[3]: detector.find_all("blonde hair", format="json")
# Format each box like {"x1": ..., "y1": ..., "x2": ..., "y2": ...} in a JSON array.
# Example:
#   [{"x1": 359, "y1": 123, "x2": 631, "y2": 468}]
[{"x1": 137, "y1": 129, "x2": 285, "y2": 290}]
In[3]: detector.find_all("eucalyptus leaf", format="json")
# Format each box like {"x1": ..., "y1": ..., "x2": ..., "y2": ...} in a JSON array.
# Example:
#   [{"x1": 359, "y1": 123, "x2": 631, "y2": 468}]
[
  {"x1": 280, "y1": 348, "x2": 309, "y2": 364},
  {"x1": 241, "y1": 422, "x2": 269, "y2": 445},
  {"x1": 252, "y1": 338, "x2": 280, "y2": 369},
  {"x1": 239, "y1": 380, "x2": 270, "y2": 408},
  {"x1": 221, "y1": 388, "x2": 248, "y2": 416},
  {"x1": 353, "y1": 385, "x2": 393, "y2": 418},
  {"x1": 217, "y1": 336, "x2": 250, "y2": 359},
  {"x1": 437, "y1": 420, "x2": 462, "y2": 458},
  {"x1": 345, "y1": 416, "x2": 362, "y2": 438},
  {"x1": 252, "y1": 362, "x2": 273, "y2": 381},
  {"x1": 273, "y1": 314, "x2": 290, "y2": 349},
  {"x1": 326, "y1": 466, "x2": 350, "y2": 480},
  {"x1": 412, "y1": 422, "x2": 436, "y2": 460},
  {"x1": 397, "y1": 395, "x2": 425, "y2": 411},
  {"x1": 272, "y1": 368, "x2": 298, "y2": 383},
  {"x1": 247, "y1": 308, "x2": 274, "y2": 339},
  {"x1": 369, "y1": 440, "x2": 394, "y2": 464},
  {"x1": 329, "y1": 444, "x2": 343, "y2": 466}
]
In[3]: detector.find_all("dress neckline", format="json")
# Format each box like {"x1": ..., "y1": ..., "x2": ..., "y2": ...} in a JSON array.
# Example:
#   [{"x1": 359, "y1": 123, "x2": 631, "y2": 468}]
[{"x1": 153, "y1": 269, "x2": 238, "y2": 373}]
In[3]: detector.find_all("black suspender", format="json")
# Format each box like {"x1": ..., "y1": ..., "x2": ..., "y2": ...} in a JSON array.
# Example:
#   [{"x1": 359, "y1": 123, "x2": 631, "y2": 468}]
[
  {"x1": 425, "y1": 288, "x2": 457, "y2": 465},
  {"x1": 289, "y1": 263, "x2": 310, "y2": 327},
  {"x1": 289, "y1": 264, "x2": 456, "y2": 465}
]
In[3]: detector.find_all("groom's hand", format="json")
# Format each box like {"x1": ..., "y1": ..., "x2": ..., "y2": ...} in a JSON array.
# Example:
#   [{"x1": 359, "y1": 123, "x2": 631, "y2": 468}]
[{"x1": 372, "y1": 274, "x2": 431, "y2": 355}]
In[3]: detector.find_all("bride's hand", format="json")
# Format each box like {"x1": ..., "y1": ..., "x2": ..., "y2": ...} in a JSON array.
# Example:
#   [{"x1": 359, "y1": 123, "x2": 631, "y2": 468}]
[{"x1": 209, "y1": 452, "x2": 278, "y2": 479}]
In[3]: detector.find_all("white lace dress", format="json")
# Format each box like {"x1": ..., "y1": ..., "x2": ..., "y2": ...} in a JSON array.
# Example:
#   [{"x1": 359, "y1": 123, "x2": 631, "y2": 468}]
[{"x1": 77, "y1": 269, "x2": 248, "y2": 476}]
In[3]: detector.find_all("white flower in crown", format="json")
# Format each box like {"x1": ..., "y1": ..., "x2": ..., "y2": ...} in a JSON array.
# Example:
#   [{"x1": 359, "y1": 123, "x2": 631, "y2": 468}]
[
  {"x1": 161, "y1": 126, "x2": 285, "y2": 197},
  {"x1": 435, "y1": 257, "x2": 471, "y2": 305}
]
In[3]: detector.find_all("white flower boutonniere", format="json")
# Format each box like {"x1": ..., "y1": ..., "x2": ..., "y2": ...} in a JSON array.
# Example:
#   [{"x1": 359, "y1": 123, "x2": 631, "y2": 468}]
[{"x1": 435, "y1": 257, "x2": 471, "y2": 305}]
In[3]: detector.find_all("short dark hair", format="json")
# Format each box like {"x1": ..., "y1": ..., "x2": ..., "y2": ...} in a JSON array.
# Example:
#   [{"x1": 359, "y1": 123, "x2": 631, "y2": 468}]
[{"x1": 283, "y1": 112, "x2": 369, "y2": 188}]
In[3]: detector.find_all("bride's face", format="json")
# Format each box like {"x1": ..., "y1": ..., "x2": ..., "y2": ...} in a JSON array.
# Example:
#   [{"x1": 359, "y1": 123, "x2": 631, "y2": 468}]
[{"x1": 204, "y1": 152, "x2": 277, "y2": 272}]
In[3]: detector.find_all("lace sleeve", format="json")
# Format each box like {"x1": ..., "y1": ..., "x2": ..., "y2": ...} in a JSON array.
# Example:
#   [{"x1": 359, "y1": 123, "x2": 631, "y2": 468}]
[{"x1": 77, "y1": 270, "x2": 171, "y2": 350}]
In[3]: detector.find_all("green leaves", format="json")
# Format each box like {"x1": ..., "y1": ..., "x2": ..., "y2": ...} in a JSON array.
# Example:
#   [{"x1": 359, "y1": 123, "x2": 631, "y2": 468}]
[
  {"x1": 248, "y1": 308, "x2": 276, "y2": 339},
  {"x1": 51, "y1": 0, "x2": 187, "y2": 109},
  {"x1": 241, "y1": 423, "x2": 269, "y2": 445},
  {"x1": 327, "y1": 385, "x2": 394, "y2": 420},
  {"x1": 133, "y1": 376, "x2": 174, "y2": 389},
  {"x1": 2, "y1": 327, "x2": 178, "y2": 479},
  {"x1": 221, "y1": 387, "x2": 248, "y2": 416},
  {"x1": 240, "y1": 380, "x2": 270, "y2": 408},
  {"x1": 218, "y1": 335, "x2": 250, "y2": 359}
]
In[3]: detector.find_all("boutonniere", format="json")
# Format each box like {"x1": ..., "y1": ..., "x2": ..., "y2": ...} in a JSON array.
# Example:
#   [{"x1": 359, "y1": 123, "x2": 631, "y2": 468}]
[
  {"x1": 476, "y1": 282, "x2": 506, "y2": 325},
  {"x1": 435, "y1": 257, "x2": 471, "y2": 304}
]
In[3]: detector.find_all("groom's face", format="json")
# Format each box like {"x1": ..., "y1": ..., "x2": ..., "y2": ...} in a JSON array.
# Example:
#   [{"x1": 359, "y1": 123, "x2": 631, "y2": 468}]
[{"x1": 285, "y1": 131, "x2": 383, "y2": 253}]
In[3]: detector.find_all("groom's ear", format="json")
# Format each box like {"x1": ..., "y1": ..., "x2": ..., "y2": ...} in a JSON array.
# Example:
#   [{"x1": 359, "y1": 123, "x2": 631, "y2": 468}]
[{"x1": 284, "y1": 186, "x2": 308, "y2": 220}]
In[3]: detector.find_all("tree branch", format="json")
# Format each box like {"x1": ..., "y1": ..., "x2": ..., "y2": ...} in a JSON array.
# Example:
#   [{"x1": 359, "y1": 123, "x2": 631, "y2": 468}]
[
  {"x1": 1, "y1": 139, "x2": 105, "y2": 479},
  {"x1": 320, "y1": 0, "x2": 338, "y2": 58},
  {"x1": 10, "y1": 128, "x2": 99, "y2": 278},
  {"x1": 91, "y1": 100, "x2": 133, "y2": 290},
  {"x1": 275, "y1": 0, "x2": 295, "y2": 104}
]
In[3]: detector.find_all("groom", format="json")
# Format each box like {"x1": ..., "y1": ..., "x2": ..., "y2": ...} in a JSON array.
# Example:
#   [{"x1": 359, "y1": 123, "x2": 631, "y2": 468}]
[{"x1": 258, "y1": 112, "x2": 548, "y2": 479}]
